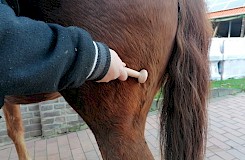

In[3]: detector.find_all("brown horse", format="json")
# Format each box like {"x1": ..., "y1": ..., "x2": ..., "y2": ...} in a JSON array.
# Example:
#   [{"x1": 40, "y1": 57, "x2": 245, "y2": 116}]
[{"x1": 3, "y1": 0, "x2": 212, "y2": 159}]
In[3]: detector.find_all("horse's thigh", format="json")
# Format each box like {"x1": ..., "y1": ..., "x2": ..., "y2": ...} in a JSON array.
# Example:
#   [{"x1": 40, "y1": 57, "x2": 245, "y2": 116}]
[
  {"x1": 61, "y1": 82, "x2": 155, "y2": 159},
  {"x1": 63, "y1": 82, "x2": 154, "y2": 133}
]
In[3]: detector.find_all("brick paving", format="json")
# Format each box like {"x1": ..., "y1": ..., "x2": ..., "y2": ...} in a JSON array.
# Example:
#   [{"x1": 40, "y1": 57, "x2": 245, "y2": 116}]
[{"x1": 0, "y1": 93, "x2": 245, "y2": 160}]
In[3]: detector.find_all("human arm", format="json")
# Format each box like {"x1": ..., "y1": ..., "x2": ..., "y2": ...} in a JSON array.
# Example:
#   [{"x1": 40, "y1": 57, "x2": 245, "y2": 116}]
[{"x1": 0, "y1": 3, "x2": 127, "y2": 106}]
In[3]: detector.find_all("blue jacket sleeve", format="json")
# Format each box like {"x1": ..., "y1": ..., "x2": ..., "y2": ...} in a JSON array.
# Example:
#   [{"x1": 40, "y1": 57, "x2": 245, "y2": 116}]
[{"x1": 0, "y1": 3, "x2": 111, "y2": 107}]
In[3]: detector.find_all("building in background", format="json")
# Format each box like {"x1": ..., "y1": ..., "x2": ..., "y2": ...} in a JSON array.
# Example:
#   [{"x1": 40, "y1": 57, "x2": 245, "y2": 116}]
[
  {"x1": 207, "y1": 0, "x2": 245, "y2": 80},
  {"x1": 207, "y1": 0, "x2": 245, "y2": 37}
]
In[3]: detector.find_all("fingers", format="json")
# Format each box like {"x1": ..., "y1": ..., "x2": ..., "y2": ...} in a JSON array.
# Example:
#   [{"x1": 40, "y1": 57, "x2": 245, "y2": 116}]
[
  {"x1": 118, "y1": 67, "x2": 128, "y2": 81},
  {"x1": 96, "y1": 49, "x2": 128, "y2": 83}
]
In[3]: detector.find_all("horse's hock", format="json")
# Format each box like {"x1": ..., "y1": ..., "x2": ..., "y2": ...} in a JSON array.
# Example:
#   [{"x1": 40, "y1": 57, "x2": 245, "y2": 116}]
[{"x1": 0, "y1": 97, "x2": 85, "y2": 146}]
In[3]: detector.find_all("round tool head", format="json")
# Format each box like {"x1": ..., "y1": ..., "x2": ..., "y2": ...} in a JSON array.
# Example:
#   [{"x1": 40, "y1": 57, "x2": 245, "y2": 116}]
[{"x1": 138, "y1": 69, "x2": 148, "y2": 83}]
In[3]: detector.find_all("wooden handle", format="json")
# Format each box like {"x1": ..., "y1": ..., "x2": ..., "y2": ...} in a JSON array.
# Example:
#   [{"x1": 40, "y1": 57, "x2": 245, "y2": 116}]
[{"x1": 125, "y1": 67, "x2": 148, "y2": 83}]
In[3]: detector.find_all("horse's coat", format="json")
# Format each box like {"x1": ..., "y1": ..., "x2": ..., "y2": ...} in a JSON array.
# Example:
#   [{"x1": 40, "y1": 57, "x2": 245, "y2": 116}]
[{"x1": 3, "y1": 0, "x2": 212, "y2": 159}]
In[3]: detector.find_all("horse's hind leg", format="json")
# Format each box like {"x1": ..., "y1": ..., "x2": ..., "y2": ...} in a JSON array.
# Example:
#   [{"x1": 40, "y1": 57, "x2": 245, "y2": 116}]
[
  {"x1": 94, "y1": 119, "x2": 154, "y2": 160},
  {"x1": 61, "y1": 83, "x2": 157, "y2": 160},
  {"x1": 3, "y1": 103, "x2": 31, "y2": 160}
]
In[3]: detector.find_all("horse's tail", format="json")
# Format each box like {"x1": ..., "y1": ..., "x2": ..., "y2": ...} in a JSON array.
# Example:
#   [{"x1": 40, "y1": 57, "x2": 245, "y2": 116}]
[{"x1": 160, "y1": 0, "x2": 212, "y2": 159}]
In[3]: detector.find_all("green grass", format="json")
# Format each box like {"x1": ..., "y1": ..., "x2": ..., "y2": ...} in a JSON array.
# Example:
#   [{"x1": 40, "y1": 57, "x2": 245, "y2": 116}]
[
  {"x1": 154, "y1": 78, "x2": 245, "y2": 99},
  {"x1": 211, "y1": 78, "x2": 245, "y2": 91},
  {"x1": 150, "y1": 78, "x2": 245, "y2": 112},
  {"x1": 154, "y1": 89, "x2": 163, "y2": 99}
]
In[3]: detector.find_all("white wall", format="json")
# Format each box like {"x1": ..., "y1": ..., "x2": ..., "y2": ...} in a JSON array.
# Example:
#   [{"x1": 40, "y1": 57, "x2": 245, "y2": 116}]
[{"x1": 209, "y1": 38, "x2": 245, "y2": 80}]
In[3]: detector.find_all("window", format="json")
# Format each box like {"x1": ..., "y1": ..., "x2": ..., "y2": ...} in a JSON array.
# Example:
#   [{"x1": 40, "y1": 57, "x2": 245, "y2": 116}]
[{"x1": 213, "y1": 18, "x2": 243, "y2": 37}]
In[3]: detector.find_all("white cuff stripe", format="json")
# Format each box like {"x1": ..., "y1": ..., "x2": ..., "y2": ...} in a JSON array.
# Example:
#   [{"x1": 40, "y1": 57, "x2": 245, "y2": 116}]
[{"x1": 86, "y1": 41, "x2": 99, "y2": 79}]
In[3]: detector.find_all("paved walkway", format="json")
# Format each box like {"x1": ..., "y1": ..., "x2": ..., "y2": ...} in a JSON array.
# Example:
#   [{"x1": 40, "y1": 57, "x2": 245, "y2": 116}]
[{"x1": 0, "y1": 93, "x2": 245, "y2": 160}]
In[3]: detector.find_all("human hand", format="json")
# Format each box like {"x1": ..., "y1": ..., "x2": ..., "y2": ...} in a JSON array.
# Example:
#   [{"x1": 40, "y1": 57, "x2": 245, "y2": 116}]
[{"x1": 97, "y1": 49, "x2": 128, "y2": 82}]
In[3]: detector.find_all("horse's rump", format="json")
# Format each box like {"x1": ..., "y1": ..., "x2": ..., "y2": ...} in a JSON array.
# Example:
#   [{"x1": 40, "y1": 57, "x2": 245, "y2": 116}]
[{"x1": 4, "y1": 0, "x2": 211, "y2": 159}]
